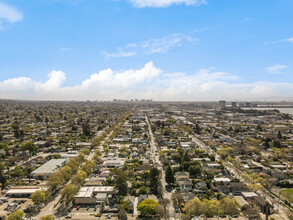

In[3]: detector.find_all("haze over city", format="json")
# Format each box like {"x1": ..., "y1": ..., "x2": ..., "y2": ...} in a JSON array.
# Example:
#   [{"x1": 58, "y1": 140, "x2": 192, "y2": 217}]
[{"x1": 1, "y1": 0, "x2": 293, "y2": 101}]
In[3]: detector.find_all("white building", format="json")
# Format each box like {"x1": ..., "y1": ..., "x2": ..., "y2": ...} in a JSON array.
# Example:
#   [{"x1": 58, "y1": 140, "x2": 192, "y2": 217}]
[{"x1": 75, "y1": 186, "x2": 115, "y2": 204}]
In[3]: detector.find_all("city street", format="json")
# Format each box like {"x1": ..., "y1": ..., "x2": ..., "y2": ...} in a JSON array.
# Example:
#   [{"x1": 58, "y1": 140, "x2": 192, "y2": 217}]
[
  {"x1": 33, "y1": 127, "x2": 115, "y2": 219},
  {"x1": 188, "y1": 128, "x2": 290, "y2": 220},
  {"x1": 145, "y1": 113, "x2": 179, "y2": 220}
]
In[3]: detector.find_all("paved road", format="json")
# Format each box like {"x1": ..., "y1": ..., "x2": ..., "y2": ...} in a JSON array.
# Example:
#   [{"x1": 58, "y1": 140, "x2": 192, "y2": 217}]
[
  {"x1": 34, "y1": 150, "x2": 97, "y2": 219},
  {"x1": 145, "y1": 113, "x2": 178, "y2": 220},
  {"x1": 133, "y1": 197, "x2": 138, "y2": 216},
  {"x1": 33, "y1": 129, "x2": 113, "y2": 220},
  {"x1": 189, "y1": 132, "x2": 290, "y2": 220}
]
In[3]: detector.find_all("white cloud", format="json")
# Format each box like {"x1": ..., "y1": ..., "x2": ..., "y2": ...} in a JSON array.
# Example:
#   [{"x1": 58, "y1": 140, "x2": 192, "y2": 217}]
[
  {"x1": 1, "y1": 62, "x2": 293, "y2": 101},
  {"x1": 265, "y1": 37, "x2": 293, "y2": 45},
  {"x1": 103, "y1": 32, "x2": 199, "y2": 58},
  {"x1": 40, "y1": 71, "x2": 66, "y2": 92},
  {"x1": 243, "y1": 17, "x2": 250, "y2": 22},
  {"x1": 61, "y1": 48, "x2": 72, "y2": 51},
  {"x1": 285, "y1": 37, "x2": 293, "y2": 43},
  {"x1": 142, "y1": 34, "x2": 188, "y2": 54},
  {"x1": 0, "y1": 2, "x2": 23, "y2": 29},
  {"x1": 102, "y1": 48, "x2": 137, "y2": 58},
  {"x1": 266, "y1": 64, "x2": 288, "y2": 74},
  {"x1": 129, "y1": 0, "x2": 207, "y2": 7}
]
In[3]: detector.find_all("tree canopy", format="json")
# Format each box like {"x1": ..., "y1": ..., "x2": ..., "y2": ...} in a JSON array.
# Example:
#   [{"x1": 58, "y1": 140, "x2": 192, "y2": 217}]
[
  {"x1": 40, "y1": 215, "x2": 55, "y2": 220},
  {"x1": 185, "y1": 197, "x2": 240, "y2": 218},
  {"x1": 0, "y1": 162, "x2": 7, "y2": 189},
  {"x1": 137, "y1": 199, "x2": 161, "y2": 216},
  {"x1": 112, "y1": 168, "x2": 128, "y2": 196},
  {"x1": 31, "y1": 190, "x2": 46, "y2": 205},
  {"x1": 165, "y1": 165, "x2": 174, "y2": 184},
  {"x1": 21, "y1": 142, "x2": 38, "y2": 153},
  {"x1": 7, "y1": 210, "x2": 25, "y2": 220},
  {"x1": 61, "y1": 184, "x2": 78, "y2": 204}
]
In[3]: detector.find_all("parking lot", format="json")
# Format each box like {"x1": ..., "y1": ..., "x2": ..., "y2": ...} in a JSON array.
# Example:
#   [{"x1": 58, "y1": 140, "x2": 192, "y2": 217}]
[
  {"x1": 0, "y1": 198, "x2": 32, "y2": 217},
  {"x1": 73, "y1": 206, "x2": 100, "y2": 213},
  {"x1": 60, "y1": 212, "x2": 119, "y2": 220}
]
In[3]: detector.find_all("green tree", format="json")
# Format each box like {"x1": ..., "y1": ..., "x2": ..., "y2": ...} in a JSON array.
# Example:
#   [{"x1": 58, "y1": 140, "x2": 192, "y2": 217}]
[
  {"x1": 142, "y1": 171, "x2": 149, "y2": 184},
  {"x1": 48, "y1": 170, "x2": 65, "y2": 191},
  {"x1": 0, "y1": 143, "x2": 10, "y2": 151},
  {"x1": 91, "y1": 137, "x2": 102, "y2": 147},
  {"x1": 104, "y1": 146, "x2": 110, "y2": 153},
  {"x1": 182, "y1": 152, "x2": 191, "y2": 162},
  {"x1": 51, "y1": 153, "x2": 61, "y2": 159},
  {"x1": 72, "y1": 170, "x2": 87, "y2": 186},
  {"x1": 188, "y1": 165, "x2": 201, "y2": 177},
  {"x1": 118, "y1": 209, "x2": 127, "y2": 220},
  {"x1": 93, "y1": 154, "x2": 101, "y2": 163},
  {"x1": 195, "y1": 123, "x2": 201, "y2": 134},
  {"x1": 8, "y1": 210, "x2": 24, "y2": 220},
  {"x1": 118, "y1": 201, "x2": 130, "y2": 212},
  {"x1": 81, "y1": 147, "x2": 90, "y2": 155},
  {"x1": 149, "y1": 167, "x2": 159, "y2": 189},
  {"x1": 13, "y1": 166, "x2": 22, "y2": 177},
  {"x1": 66, "y1": 158, "x2": 80, "y2": 173},
  {"x1": 220, "y1": 198, "x2": 239, "y2": 216},
  {"x1": 21, "y1": 142, "x2": 38, "y2": 154},
  {"x1": 183, "y1": 161, "x2": 190, "y2": 171},
  {"x1": 139, "y1": 186, "x2": 148, "y2": 195},
  {"x1": 0, "y1": 162, "x2": 7, "y2": 190},
  {"x1": 81, "y1": 160, "x2": 96, "y2": 175},
  {"x1": 61, "y1": 184, "x2": 78, "y2": 204},
  {"x1": 31, "y1": 190, "x2": 46, "y2": 205},
  {"x1": 165, "y1": 165, "x2": 174, "y2": 184},
  {"x1": 95, "y1": 149, "x2": 102, "y2": 156},
  {"x1": 185, "y1": 197, "x2": 203, "y2": 217},
  {"x1": 82, "y1": 122, "x2": 91, "y2": 136},
  {"x1": 11, "y1": 123, "x2": 20, "y2": 139},
  {"x1": 203, "y1": 200, "x2": 219, "y2": 218},
  {"x1": 59, "y1": 165, "x2": 72, "y2": 181},
  {"x1": 112, "y1": 168, "x2": 128, "y2": 196},
  {"x1": 137, "y1": 199, "x2": 161, "y2": 216},
  {"x1": 40, "y1": 215, "x2": 55, "y2": 220}
]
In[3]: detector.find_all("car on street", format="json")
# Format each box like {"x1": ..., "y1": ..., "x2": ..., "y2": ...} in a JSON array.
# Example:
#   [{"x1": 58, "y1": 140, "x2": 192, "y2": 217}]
[{"x1": 106, "y1": 213, "x2": 112, "y2": 219}]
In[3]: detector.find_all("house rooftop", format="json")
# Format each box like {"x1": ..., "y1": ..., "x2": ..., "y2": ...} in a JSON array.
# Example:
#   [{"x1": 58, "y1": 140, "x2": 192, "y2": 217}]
[{"x1": 241, "y1": 192, "x2": 258, "y2": 198}]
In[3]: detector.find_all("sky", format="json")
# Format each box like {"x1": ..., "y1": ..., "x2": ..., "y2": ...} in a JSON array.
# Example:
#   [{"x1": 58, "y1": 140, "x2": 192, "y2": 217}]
[{"x1": 0, "y1": 0, "x2": 293, "y2": 101}]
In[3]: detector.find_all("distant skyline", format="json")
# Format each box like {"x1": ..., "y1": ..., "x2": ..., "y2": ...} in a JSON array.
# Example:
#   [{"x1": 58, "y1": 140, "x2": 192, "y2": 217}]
[{"x1": 0, "y1": 0, "x2": 293, "y2": 101}]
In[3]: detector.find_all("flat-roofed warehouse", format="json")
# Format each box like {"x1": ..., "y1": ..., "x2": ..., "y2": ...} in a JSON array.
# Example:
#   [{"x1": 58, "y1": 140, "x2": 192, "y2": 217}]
[
  {"x1": 31, "y1": 159, "x2": 67, "y2": 179},
  {"x1": 6, "y1": 186, "x2": 48, "y2": 197},
  {"x1": 75, "y1": 186, "x2": 115, "y2": 204}
]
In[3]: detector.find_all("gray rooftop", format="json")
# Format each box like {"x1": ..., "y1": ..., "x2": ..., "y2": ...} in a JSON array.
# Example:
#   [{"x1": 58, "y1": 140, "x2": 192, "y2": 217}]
[{"x1": 31, "y1": 159, "x2": 67, "y2": 176}]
